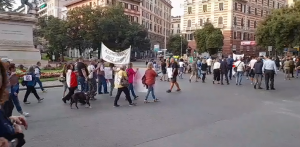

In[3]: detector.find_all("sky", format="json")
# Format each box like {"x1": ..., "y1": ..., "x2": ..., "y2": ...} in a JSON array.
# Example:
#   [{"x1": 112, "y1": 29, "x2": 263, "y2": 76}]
[{"x1": 171, "y1": 0, "x2": 183, "y2": 16}]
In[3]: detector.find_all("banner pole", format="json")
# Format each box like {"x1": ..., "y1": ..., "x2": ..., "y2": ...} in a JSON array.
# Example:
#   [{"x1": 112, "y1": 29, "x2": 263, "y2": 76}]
[{"x1": 98, "y1": 42, "x2": 102, "y2": 59}]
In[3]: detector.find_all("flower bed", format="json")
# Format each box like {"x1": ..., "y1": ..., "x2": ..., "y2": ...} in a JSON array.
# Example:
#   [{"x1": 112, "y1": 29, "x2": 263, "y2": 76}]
[{"x1": 16, "y1": 69, "x2": 61, "y2": 79}]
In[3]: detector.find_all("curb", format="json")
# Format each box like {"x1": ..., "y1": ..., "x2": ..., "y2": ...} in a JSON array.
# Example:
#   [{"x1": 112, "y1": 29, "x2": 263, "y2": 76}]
[{"x1": 19, "y1": 85, "x2": 63, "y2": 91}]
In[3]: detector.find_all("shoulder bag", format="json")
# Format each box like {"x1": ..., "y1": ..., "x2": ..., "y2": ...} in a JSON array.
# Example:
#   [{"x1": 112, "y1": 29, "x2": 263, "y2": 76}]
[{"x1": 233, "y1": 62, "x2": 242, "y2": 72}]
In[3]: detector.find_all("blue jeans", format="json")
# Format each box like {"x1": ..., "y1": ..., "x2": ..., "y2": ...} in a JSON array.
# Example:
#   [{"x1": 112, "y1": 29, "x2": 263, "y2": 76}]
[
  {"x1": 11, "y1": 84, "x2": 23, "y2": 113},
  {"x1": 36, "y1": 77, "x2": 44, "y2": 91},
  {"x1": 128, "y1": 83, "x2": 137, "y2": 98},
  {"x1": 98, "y1": 75, "x2": 108, "y2": 93},
  {"x1": 197, "y1": 68, "x2": 202, "y2": 78},
  {"x1": 236, "y1": 71, "x2": 243, "y2": 85},
  {"x1": 78, "y1": 76, "x2": 87, "y2": 92},
  {"x1": 145, "y1": 85, "x2": 156, "y2": 100}
]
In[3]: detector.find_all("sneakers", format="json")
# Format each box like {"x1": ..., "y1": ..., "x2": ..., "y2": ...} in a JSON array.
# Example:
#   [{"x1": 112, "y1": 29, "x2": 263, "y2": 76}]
[
  {"x1": 38, "y1": 98, "x2": 44, "y2": 103},
  {"x1": 154, "y1": 99, "x2": 159, "y2": 102},
  {"x1": 144, "y1": 100, "x2": 149, "y2": 103},
  {"x1": 129, "y1": 103, "x2": 136, "y2": 106},
  {"x1": 21, "y1": 112, "x2": 30, "y2": 117},
  {"x1": 42, "y1": 90, "x2": 47, "y2": 93},
  {"x1": 134, "y1": 96, "x2": 139, "y2": 100},
  {"x1": 113, "y1": 105, "x2": 120, "y2": 107},
  {"x1": 24, "y1": 101, "x2": 31, "y2": 104}
]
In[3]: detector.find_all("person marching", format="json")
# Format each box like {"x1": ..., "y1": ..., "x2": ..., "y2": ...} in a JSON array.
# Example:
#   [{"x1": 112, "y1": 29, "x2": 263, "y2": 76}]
[
  {"x1": 166, "y1": 58, "x2": 181, "y2": 93},
  {"x1": 35, "y1": 62, "x2": 46, "y2": 92},
  {"x1": 23, "y1": 66, "x2": 44, "y2": 104},
  {"x1": 87, "y1": 60, "x2": 97, "y2": 100},
  {"x1": 253, "y1": 57, "x2": 264, "y2": 89},
  {"x1": 220, "y1": 58, "x2": 229, "y2": 85},
  {"x1": 144, "y1": 62, "x2": 158, "y2": 103},
  {"x1": 212, "y1": 59, "x2": 221, "y2": 84},
  {"x1": 262, "y1": 55, "x2": 277, "y2": 90},
  {"x1": 62, "y1": 63, "x2": 78, "y2": 103}
]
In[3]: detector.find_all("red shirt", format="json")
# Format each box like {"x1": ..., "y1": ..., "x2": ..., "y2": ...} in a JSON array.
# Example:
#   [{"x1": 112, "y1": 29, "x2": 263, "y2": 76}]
[{"x1": 145, "y1": 69, "x2": 157, "y2": 86}]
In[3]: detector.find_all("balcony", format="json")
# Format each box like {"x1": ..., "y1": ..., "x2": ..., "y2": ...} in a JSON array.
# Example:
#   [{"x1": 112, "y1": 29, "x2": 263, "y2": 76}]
[
  {"x1": 217, "y1": 24, "x2": 224, "y2": 28},
  {"x1": 235, "y1": 0, "x2": 248, "y2": 3}
]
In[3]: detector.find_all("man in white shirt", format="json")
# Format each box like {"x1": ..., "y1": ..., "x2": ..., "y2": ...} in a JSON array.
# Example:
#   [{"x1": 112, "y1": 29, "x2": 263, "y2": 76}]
[
  {"x1": 212, "y1": 59, "x2": 221, "y2": 84},
  {"x1": 262, "y1": 55, "x2": 277, "y2": 90},
  {"x1": 206, "y1": 57, "x2": 212, "y2": 74},
  {"x1": 234, "y1": 57, "x2": 245, "y2": 85},
  {"x1": 248, "y1": 56, "x2": 257, "y2": 84},
  {"x1": 35, "y1": 62, "x2": 46, "y2": 92}
]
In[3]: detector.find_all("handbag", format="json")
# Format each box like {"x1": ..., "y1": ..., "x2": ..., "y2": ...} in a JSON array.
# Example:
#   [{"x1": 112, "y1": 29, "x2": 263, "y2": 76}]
[
  {"x1": 233, "y1": 62, "x2": 242, "y2": 72},
  {"x1": 120, "y1": 77, "x2": 129, "y2": 87}
]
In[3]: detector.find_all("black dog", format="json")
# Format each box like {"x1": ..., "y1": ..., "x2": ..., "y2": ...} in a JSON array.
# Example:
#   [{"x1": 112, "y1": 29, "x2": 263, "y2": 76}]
[{"x1": 70, "y1": 92, "x2": 91, "y2": 109}]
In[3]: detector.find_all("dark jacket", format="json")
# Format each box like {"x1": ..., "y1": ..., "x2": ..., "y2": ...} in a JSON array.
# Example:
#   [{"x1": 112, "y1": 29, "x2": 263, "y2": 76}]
[
  {"x1": 0, "y1": 109, "x2": 15, "y2": 139},
  {"x1": 253, "y1": 60, "x2": 263, "y2": 74},
  {"x1": 201, "y1": 63, "x2": 208, "y2": 71},
  {"x1": 220, "y1": 61, "x2": 228, "y2": 73}
]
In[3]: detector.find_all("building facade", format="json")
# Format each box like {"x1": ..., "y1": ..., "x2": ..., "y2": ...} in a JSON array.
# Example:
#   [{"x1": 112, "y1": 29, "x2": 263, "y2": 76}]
[
  {"x1": 181, "y1": 0, "x2": 287, "y2": 56},
  {"x1": 65, "y1": 0, "x2": 172, "y2": 51},
  {"x1": 171, "y1": 16, "x2": 181, "y2": 35},
  {"x1": 38, "y1": 0, "x2": 73, "y2": 19}
]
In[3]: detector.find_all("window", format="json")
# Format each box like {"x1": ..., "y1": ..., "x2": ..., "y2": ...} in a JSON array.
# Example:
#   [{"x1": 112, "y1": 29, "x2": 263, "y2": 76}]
[
  {"x1": 172, "y1": 24, "x2": 173, "y2": 28},
  {"x1": 150, "y1": 4, "x2": 152, "y2": 10},
  {"x1": 247, "y1": 33, "x2": 250, "y2": 40},
  {"x1": 178, "y1": 24, "x2": 180, "y2": 27},
  {"x1": 199, "y1": 19, "x2": 203, "y2": 26},
  {"x1": 187, "y1": 20, "x2": 191, "y2": 27},
  {"x1": 262, "y1": 0, "x2": 264, "y2": 4},
  {"x1": 247, "y1": 20, "x2": 250, "y2": 27},
  {"x1": 207, "y1": 18, "x2": 210, "y2": 22},
  {"x1": 188, "y1": 7, "x2": 192, "y2": 14},
  {"x1": 243, "y1": 5, "x2": 246, "y2": 13},
  {"x1": 89, "y1": 2, "x2": 92, "y2": 6},
  {"x1": 277, "y1": 3, "x2": 280, "y2": 8},
  {"x1": 243, "y1": 32, "x2": 247, "y2": 40},
  {"x1": 203, "y1": 5, "x2": 207, "y2": 12},
  {"x1": 235, "y1": 3, "x2": 238, "y2": 10},
  {"x1": 241, "y1": 18, "x2": 244, "y2": 26},
  {"x1": 255, "y1": 8, "x2": 257, "y2": 15},
  {"x1": 240, "y1": 4, "x2": 242, "y2": 12},
  {"x1": 234, "y1": 16, "x2": 237, "y2": 25},
  {"x1": 254, "y1": 21, "x2": 257, "y2": 28},
  {"x1": 273, "y1": 1, "x2": 275, "y2": 7},
  {"x1": 267, "y1": 0, "x2": 269, "y2": 6},
  {"x1": 218, "y1": 17, "x2": 223, "y2": 24},
  {"x1": 234, "y1": 32, "x2": 237, "y2": 39},
  {"x1": 131, "y1": 5, "x2": 134, "y2": 10},
  {"x1": 219, "y1": 3, "x2": 223, "y2": 11},
  {"x1": 125, "y1": 3, "x2": 128, "y2": 9},
  {"x1": 248, "y1": 6, "x2": 251, "y2": 14},
  {"x1": 261, "y1": 10, "x2": 263, "y2": 16}
]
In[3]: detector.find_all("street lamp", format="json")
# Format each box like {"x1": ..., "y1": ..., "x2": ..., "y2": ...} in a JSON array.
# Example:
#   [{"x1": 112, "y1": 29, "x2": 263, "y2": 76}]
[{"x1": 180, "y1": 34, "x2": 183, "y2": 57}]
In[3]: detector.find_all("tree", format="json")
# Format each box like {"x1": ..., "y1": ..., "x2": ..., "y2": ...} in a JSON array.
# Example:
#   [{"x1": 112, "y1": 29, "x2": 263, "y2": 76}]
[
  {"x1": 166, "y1": 34, "x2": 188, "y2": 55},
  {"x1": 194, "y1": 23, "x2": 224, "y2": 55},
  {"x1": 37, "y1": 16, "x2": 69, "y2": 61},
  {"x1": 255, "y1": 1, "x2": 300, "y2": 52},
  {"x1": 0, "y1": 0, "x2": 14, "y2": 11}
]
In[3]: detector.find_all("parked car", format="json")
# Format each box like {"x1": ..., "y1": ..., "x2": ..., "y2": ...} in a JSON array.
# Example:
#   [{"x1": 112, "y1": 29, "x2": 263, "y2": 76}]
[{"x1": 130, "y1": 57, "x2": 137, "y2": 61}]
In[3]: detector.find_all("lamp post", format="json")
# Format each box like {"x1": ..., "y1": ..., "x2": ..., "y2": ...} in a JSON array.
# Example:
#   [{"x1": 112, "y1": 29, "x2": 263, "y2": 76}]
[{"x1": 180, "y1": 34, "x2": 183, "y2": 57}]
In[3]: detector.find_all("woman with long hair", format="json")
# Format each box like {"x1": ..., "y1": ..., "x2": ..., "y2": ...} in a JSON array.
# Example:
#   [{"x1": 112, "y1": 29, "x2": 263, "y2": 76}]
[
  {"x1": 9, "y1": 63, "x2": 29, "y2": 116},
  {"x1": 62, "y1": 63, "x2": 78, "y2": 103},
  {"x1": 23, "y1": 66, "x2": 44, "y2": 104},
  {"x1": 144, "y1": 62, "x2": 158, "y2": 103},
  {"x1": 0, "y1": 61, "x2": 8, "y2": 107}
]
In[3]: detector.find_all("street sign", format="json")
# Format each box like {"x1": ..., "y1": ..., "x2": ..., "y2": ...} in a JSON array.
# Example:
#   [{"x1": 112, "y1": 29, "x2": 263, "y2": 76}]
[
  {"x1": 284, "y1": 48, "x2": 288, "y2": 52},
  {"x1": 268, "y1": 46, "x2": 272, "y2": 51}
]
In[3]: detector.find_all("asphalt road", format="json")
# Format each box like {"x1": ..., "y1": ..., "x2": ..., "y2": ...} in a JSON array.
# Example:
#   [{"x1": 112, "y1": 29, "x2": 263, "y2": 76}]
[{"x1": 15, "y1": 72, "x2": 300, "y2": 147}]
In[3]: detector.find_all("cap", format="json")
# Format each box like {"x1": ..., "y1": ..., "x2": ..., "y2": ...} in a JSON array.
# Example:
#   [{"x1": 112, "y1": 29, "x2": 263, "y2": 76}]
[{"x1": 1, "y1": 58, "x2": 13, "y2": 63}]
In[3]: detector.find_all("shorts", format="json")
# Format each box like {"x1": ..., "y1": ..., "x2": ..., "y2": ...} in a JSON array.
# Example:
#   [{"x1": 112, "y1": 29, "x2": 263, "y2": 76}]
[
  {"x1": 179, "y1": 67, "x2": 184, "y2": 73},
  {"x1": 191, "y1": 70, "x2": 197, "y2": 76},
  {"x1": 171, "y1": 76, "x2": 177, "y2": 83},
  {"x1": 249, "y1": 69, "x2": 255, "y2": 78}
]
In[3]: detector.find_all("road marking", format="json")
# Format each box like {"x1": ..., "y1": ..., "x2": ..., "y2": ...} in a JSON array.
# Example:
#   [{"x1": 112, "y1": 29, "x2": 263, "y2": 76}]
[{"x1": 276, "y1": 111, "x2": 300, "y2": 119}]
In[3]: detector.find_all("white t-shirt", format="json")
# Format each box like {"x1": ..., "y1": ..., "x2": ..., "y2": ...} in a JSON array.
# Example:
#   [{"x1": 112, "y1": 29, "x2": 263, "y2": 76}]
[
  {"x1": 234, "y1": 61, "x2": 245, "y2": 72},
  {"x1": 87, "y1": 65, "x2": 95, "y2": 79},
  {"x1": 249, "y1": 59, "x2": 257, "y2": 69},
  {"x1": 179, "y1": 61, "x2": 184, "y2": 67},
  {"x1": 207, "y1": 58, "x2": 212, "y2": 66},
  {"x1": 213, "y1": 62, "x2": 221, "y2": 69}
]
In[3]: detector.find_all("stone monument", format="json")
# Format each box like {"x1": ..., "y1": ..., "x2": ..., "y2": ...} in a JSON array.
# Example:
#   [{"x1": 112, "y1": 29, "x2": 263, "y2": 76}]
[{"x1": 0, "y1": 12, "x2": 42, "y2": 65}]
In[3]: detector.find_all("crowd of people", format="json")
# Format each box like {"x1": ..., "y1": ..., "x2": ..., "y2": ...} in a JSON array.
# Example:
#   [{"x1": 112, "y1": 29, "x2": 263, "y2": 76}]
[{"x1": 0, "y1": 53, "x2": 299, "y2": 146}]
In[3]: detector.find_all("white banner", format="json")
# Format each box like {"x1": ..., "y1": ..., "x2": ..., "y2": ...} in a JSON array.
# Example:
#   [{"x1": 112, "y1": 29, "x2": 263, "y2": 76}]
[
  {"x1": 233, "y1": 53, "x2": 244, "y2": 61},
  {"x1": 101, "y1": 43, "x2": 131, "y2": 64}
]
